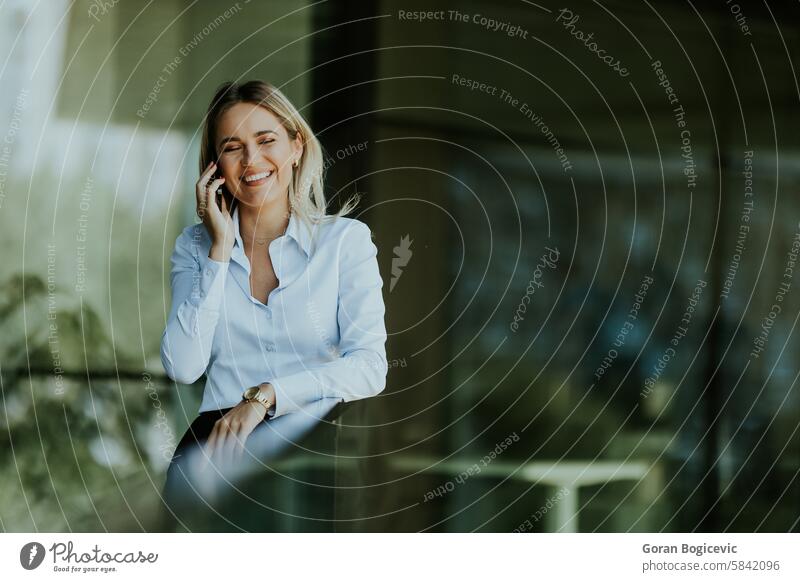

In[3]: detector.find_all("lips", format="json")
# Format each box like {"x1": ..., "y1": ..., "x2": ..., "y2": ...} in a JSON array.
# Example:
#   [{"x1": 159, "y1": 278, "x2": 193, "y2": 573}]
[{"x1": 242, "y1": 170, "x2": 274, "y2": 186}]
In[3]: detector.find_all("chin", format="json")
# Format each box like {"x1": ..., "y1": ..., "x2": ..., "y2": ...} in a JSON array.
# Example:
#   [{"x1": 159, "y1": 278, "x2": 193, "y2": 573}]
[{"x1": 235, "y1": 184, "x2": 285, "y2": 208}]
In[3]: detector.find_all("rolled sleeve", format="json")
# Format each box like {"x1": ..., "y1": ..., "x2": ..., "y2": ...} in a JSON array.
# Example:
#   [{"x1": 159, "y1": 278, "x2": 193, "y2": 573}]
[{"x1": 268, "y1": 222, "x2": 388, "y2": 418}]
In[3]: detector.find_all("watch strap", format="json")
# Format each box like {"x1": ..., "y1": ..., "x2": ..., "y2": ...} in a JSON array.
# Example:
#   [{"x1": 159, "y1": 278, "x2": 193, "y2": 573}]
[{"x1": 243, "y1": 385, "x2": 273, "y2": 411}]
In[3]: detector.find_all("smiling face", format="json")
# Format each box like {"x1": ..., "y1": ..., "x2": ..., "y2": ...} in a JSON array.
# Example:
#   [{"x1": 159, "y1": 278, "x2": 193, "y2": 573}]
[{"x1": 214, "y1": 102, "x2": 303, "y2": 209}]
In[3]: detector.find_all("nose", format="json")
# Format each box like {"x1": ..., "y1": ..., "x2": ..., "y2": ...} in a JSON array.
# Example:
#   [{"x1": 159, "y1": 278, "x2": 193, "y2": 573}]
[{"x1": 242, "y1": 143, "x2": 259, "y2": 167}]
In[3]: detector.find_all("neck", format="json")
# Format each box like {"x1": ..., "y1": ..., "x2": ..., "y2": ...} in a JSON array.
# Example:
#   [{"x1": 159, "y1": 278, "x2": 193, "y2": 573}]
[{"x1": 237, "y1": 195, "x2": 291, "y2": 246}]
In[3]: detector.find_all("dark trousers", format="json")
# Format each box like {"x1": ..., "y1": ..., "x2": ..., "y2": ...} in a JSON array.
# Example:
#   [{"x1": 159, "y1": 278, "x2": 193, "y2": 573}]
[
  {"x1": 159, "y1": 407, "x2": 270, "y2": 531},
  {"x1": 157, "y1": 402, "x2": 342, "y2": 531}
]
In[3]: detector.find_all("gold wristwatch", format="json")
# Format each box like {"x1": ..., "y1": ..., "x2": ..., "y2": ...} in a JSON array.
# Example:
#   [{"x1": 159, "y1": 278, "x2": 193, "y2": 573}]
[{"x1": 242, "y1": 385, "x2": 274, "y2": 413}]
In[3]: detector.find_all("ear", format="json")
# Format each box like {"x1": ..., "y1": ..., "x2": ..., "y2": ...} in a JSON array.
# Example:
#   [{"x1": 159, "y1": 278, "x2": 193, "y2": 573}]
[{"x1": 292, "y1": 134, "x2": 304, "y2": 163}]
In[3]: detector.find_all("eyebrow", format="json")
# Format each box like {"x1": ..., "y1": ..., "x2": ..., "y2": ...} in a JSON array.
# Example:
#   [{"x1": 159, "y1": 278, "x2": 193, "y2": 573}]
[{"x1": 217, "y1": 129, "x2": 278, "y2": 149}]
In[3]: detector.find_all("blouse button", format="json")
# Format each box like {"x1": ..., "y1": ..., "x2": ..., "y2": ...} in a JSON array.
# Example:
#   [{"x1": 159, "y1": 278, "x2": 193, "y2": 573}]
[{"x1": 264, "y1": 342, "x2": 276, "y2": 352}]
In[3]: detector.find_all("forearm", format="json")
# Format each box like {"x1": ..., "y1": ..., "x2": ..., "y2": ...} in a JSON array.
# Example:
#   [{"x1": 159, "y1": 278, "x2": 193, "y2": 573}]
[
  {"x1": 160, "y1": 305, "x2": 220, "y2": 384},
  {"x1": 161, "y1": 251, "x2": 229, "y2": 384},
  {"x1": 268, "y1": 350, "x2": 387, "y2": 418}
]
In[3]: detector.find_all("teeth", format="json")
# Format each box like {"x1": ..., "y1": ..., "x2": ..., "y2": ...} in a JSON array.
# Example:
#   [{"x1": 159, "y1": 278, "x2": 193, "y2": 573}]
[{"x1": 244, "y1": 171, "x2": 271, "y2": 182}]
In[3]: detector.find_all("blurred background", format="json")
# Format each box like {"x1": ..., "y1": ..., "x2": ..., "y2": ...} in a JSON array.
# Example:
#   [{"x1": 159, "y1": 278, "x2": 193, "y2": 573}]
[{"x1": 1, "y1": 0, "x2": 799, "y2": 532}]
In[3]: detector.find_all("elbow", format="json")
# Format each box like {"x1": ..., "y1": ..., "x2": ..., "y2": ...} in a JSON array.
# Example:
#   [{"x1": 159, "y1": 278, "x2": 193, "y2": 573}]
[
  {"x1": 160, "y1": 334, "x2": 205, "y2": 385},
  {"x1": 373, "y1": 360, "x2": 388, "y2": 396},
  {"x1": 165, "y1": 365, "x2": 204, "y2": 386},
  {"x1": 365, "y1": 353, "x2": 388, "y2": 397},
  {"x1": 341, "y1": 350, "x2": 387, "y2": 401}
]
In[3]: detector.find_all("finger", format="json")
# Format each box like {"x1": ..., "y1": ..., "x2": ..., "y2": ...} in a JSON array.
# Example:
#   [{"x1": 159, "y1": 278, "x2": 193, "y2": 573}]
[
  {"x1": 198, "y1": 161, "x2": 217, "y2": 188},
  {"x1": 206, "y1": 176, "x2": 225, "y2": 194},
  {"x1": 197, "y1": 180, "x2": 222, "y2": 221},
  {"x1": 213, "y1": 420, "x2": 230, "y2": 462},
  {"x1": 196, "y1": 163, "x2": 217, "y2": 207},
  {"x1": 220, "y1": 434, "x2": 239, "y2": 471},
  {"x1": 234, "y1": 426, "x2": 249, "y2": 463},
  {"x1": 196, "y1": 184, "x2": 206, "y2": 214},
  {"x1": 222, "y1": 420, "x2": 241, "y2": 461},
  {"x1": 233, "y1": 439, "x2": 242, "y2": 464},
  {"x1": 202, "y1": 423, "x2": 220, "y2": 468},
  {"x1": 205, "y1": 178, "x2": 226, "y2": 213}
]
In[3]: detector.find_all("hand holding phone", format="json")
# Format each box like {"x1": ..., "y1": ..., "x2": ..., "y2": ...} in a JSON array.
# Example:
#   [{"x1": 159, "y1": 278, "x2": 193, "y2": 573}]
[{"x1": 195, "y1": 161, "x2": 234, "y2": 260}]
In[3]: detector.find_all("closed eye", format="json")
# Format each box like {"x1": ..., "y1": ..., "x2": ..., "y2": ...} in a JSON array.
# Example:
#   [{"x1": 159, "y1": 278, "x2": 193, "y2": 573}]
[{"x1": 224, "y1": 140, "x2": 274, "y2": 153}]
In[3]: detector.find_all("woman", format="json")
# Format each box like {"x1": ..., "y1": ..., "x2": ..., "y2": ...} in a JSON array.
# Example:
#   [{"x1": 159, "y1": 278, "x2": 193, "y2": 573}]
[{"x1": 159, "y1": 80, "x2": 387, "y2": 520}]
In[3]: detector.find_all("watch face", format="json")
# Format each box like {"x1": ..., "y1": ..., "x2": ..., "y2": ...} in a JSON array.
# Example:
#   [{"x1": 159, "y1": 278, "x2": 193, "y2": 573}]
[{"x1": 243, "y1": 387, "x2": 259, "y2": 400}]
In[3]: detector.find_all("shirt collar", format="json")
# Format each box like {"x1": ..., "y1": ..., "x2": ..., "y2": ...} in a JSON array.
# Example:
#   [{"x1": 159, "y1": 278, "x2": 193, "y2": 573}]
[{"x1": 232, "y1": 203, "x2": 312, "y2": 259}]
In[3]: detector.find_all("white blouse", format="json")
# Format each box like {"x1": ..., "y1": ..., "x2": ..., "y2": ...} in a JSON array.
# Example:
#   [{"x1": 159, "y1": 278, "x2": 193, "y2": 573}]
[{"x1": 160, "y1": 205, "x2": 388, "y2": 419}]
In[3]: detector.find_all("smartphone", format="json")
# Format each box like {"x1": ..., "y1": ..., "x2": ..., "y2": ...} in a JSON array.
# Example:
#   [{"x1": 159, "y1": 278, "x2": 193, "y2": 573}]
[
  {"x1": 212, "y1": 164, "x2": 234, "y2": 212},
  {"x1": 213, "y1": 164, "x2": 225, "y2": 206}
]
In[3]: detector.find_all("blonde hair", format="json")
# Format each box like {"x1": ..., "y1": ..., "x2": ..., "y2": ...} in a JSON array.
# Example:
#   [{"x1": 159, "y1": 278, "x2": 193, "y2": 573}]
[{"x1": 199, "y1": 80, "x2": 359, "y2": 234}]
